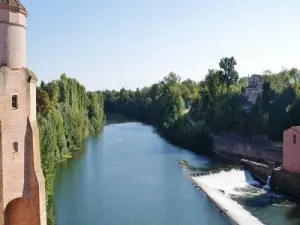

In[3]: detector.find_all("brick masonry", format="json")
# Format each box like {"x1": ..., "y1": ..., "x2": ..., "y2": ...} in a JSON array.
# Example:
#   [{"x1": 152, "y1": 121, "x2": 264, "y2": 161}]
[
  {"x1": 0, "y1": 1, "x2": 46, "y2": 225},
  {"x1": 0, "y1": 67, "x2": 46, "y2": 225},
  {"x1": 0, "y1": 9, "x2": 26, "y2": 69}
]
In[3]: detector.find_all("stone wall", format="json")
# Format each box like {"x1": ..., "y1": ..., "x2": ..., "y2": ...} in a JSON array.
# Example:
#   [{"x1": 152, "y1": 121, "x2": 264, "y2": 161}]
[
  {"x1": 240, "y1": 159, "x2": 300, "y2": 199},
  {"x1": 272, "y1": 169, "x2": 300, "y2": 198},
  {"x1": 241, "y1": 159, "x2": 272, "y2": 184},
  {"x1": 213, "y1": 135, "x2": 283, "y2": 164}
]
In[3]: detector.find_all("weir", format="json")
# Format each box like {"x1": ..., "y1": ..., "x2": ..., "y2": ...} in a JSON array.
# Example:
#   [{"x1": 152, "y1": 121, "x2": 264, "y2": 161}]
[
  {"x1": 195, "y1": 169, "x2": 259, "y2": 192},
  {"x1": 189, "y1": 169, "x2": 265, "y2": 225}
]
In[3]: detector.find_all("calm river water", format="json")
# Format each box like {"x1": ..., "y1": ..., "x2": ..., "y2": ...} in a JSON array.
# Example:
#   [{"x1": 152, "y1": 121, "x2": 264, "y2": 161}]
[{"x1": 54, "y1": 122, "x2": 300, "y2": 225}]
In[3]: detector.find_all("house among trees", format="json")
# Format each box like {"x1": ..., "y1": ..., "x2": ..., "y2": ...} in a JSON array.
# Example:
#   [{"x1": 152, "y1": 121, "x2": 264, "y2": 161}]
[
  {"x1": 242, "y1": 74, "x2": 264, "y2": 112},
  {"x1": 283, "y1": 127, "x2": 300, "y2": 173}
]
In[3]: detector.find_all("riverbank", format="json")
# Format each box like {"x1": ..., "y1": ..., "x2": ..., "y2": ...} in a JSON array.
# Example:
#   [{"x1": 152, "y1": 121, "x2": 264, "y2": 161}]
[{"x1": 188, "y1": 174, "x2": 264, "y2": 225}]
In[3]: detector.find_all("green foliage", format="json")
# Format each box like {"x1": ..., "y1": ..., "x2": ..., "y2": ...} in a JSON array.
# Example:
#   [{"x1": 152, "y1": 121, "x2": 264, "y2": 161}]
[
  {"x1": 180, "y1": 79, "x2": 199, "y2": 101},
  {"x1": 218, "y1": 56, "x2": 239, "y2": 92},
  {"x1": 37, "y1": 74, "x2": 104, "y2": 225},
  {"x1": 42, "y1": 81, "x2": 60, "y2": 105},
  {"x1": 191, "y1": 58, "x2": 300, "y2": 142},
  {"x1": 36, "y1": 88, "x2": 51, "y2": 117},
  {"x1": 37, "y1": 56, "x2": 300, "y2": 224},
  {"x1": 88, "y1": 92, "x2": 104, "y2": 133},
  {"x1": 102, "y1": 72, "x2": 213, "y2": 155}
]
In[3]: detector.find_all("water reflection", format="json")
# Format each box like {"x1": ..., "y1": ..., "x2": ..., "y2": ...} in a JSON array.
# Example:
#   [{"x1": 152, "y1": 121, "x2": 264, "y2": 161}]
[
  {"x1": 54, "y1": 123, "x2": 230, "y2": 225},
  {"x1": 54, "y1": 122, "x2": 300, "y2": 225}
]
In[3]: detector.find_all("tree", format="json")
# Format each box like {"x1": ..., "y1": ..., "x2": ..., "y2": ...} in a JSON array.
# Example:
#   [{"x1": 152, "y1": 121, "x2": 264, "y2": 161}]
[
  {"x1": 162, "y1": 72, "x2": 181, "y2": 94},
  {"x1": 290, "y1": 68, "x2": 299, "y2": 85},
  {"x1": 218, "y1": 57, "x2": 239, "y2": 92},
  {"x1": 260, "y1": 82, "x2": 276, "y2": 113},
  {"x1": 37, "y1": 88, "x2": 51, "y2": 117},
  {"x1": 46, "y1": 82, "x2": 60, "y2": 105},
  {"x1": 205, "y1": 69, "x2": 222, "y2": 103},
  {"x1": 87, "y1": 92, "x2": 104, "y2": 133},
  {"x1": 180, "y1": 79, "x2": 199, "y2": 101}
]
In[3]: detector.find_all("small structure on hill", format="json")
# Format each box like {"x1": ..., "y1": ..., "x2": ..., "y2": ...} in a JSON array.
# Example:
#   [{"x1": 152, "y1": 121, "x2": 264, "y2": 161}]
[
  {"x1": 242, "y1": 74, "x2": 264, "y2": 113},
  {"x1": 243, "y1": 74, "x2": 263, "y2": 104},
  {"x1": 283, "y1": 126, "x2": 300, "y2": 173}
]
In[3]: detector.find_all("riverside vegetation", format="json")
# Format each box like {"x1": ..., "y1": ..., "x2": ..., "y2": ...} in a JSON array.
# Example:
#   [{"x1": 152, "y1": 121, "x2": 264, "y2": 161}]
[
  {"x1": 37, "y1": 74, "x2": 105, "y2": 224},
  {"x1": 37, "y1": 57, "x2": 300, "y2": 224}
]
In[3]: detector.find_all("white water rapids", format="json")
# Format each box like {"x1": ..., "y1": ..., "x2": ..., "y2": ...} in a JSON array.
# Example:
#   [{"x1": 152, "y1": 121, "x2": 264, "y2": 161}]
[
  {"x1": 191, "y1": 168, "x2": 266, "y2": 225},
  {"x1": 194, "y1": 169, "x2": 266, "y2": 198}
]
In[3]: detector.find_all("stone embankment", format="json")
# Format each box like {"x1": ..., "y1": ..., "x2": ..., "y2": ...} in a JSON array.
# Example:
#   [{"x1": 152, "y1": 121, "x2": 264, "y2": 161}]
[
  {"x1": 186, "y1": 115, "x2": 282, "y2": 164},
  {"x1": 212, "y1": 134, "x2": 282, "y2": 164},
  {"x1": 187, "y1": 116, "x2": 300, "y2": 199},
  {"x1": 240, "y1": 159, "x2": 272, "y2": 184}
]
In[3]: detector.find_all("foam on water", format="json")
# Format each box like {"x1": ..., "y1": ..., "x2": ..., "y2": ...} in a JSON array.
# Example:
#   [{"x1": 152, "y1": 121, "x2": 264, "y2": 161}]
[
  {"x1": 191, "y1": 169, "x2": 265, "y2": 225},
  {"x1": 191, "y1": 167, "x2": 300, "y2": 224},
  {"x1": 195, "y1": 169, "x2": 264, "y2": 197}
]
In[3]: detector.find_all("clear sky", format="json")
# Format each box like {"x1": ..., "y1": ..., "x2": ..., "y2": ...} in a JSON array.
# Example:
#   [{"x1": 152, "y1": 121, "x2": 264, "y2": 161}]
[{"x1": 23, "y1": 0, "x2": 300, "y2": 91}]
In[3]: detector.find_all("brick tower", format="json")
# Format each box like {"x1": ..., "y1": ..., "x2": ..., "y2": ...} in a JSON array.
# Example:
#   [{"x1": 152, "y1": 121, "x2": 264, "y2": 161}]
[{"x1": 0, "y1": 1, "x2": 47, "y2": 225}]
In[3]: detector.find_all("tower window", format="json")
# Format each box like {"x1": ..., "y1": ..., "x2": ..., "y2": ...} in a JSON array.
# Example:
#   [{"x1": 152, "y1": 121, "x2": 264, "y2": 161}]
[
  {"x1": 293, "y1": 134, "x2": 296, "y2": 144},
  {"x1": 12, "y1": 95, "x2": 18, "y2": 109},
  {"x1": 13, "y1": 142, "x2": 18, "y2": 153}
]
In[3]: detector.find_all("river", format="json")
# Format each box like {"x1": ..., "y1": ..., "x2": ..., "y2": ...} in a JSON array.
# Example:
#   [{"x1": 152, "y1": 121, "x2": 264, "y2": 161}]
[{"x1": 53, "y1": 122, "x2": 300, "y2": 225}]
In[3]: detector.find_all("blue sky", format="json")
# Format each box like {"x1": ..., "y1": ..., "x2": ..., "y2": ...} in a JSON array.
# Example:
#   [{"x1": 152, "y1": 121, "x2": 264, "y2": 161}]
[{"x1": 23, "y1": 0, "x2": 300, "y2": 91}]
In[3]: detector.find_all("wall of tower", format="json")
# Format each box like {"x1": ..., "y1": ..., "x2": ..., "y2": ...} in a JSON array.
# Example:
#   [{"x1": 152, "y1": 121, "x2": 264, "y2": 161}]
[
  {"x1": 28, "y1": 70, "x2": 36, "y2": 122},
  {"x1": 0, "y1": 67, "x2": 46, "y2": 225},
  {"x1": 0, "y1": 9, "x2": 26, "y2": 69},
  {"x1": 0, "y1": 67, "x2": 29, "y2": 208}
]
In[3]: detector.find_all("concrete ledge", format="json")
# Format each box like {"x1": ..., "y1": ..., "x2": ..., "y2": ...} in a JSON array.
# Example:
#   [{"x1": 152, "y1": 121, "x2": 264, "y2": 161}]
[{"x1": 188, "y1": 174, "x2": 264, "y2": 225}]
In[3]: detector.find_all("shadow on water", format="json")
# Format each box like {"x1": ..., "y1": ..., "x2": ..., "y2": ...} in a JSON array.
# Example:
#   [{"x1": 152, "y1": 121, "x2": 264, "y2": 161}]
[
  {"x1": 285, "y1": 205, "x2": 300, "y2": 220},
  {"x1": 240, "y1": 192, "x2": 287, "y2": 208},
  {"x1": 189, "y1": 161, "x2": 234, "y2": 174},
  {"x1": 236, "y1": 191, "x2": 300, "y2": 223},
  {"x1": 105, "y1": 113, "x2": 135, "y2": 125}
]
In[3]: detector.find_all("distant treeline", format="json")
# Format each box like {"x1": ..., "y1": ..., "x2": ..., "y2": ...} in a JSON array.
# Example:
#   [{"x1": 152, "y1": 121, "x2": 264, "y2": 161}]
[
  {"x1": 101, "y1": 72, "x2": 213, "y2": 156},
  {"x1": 102, "y1": 57, "x2": 300, "y2": 144}
]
